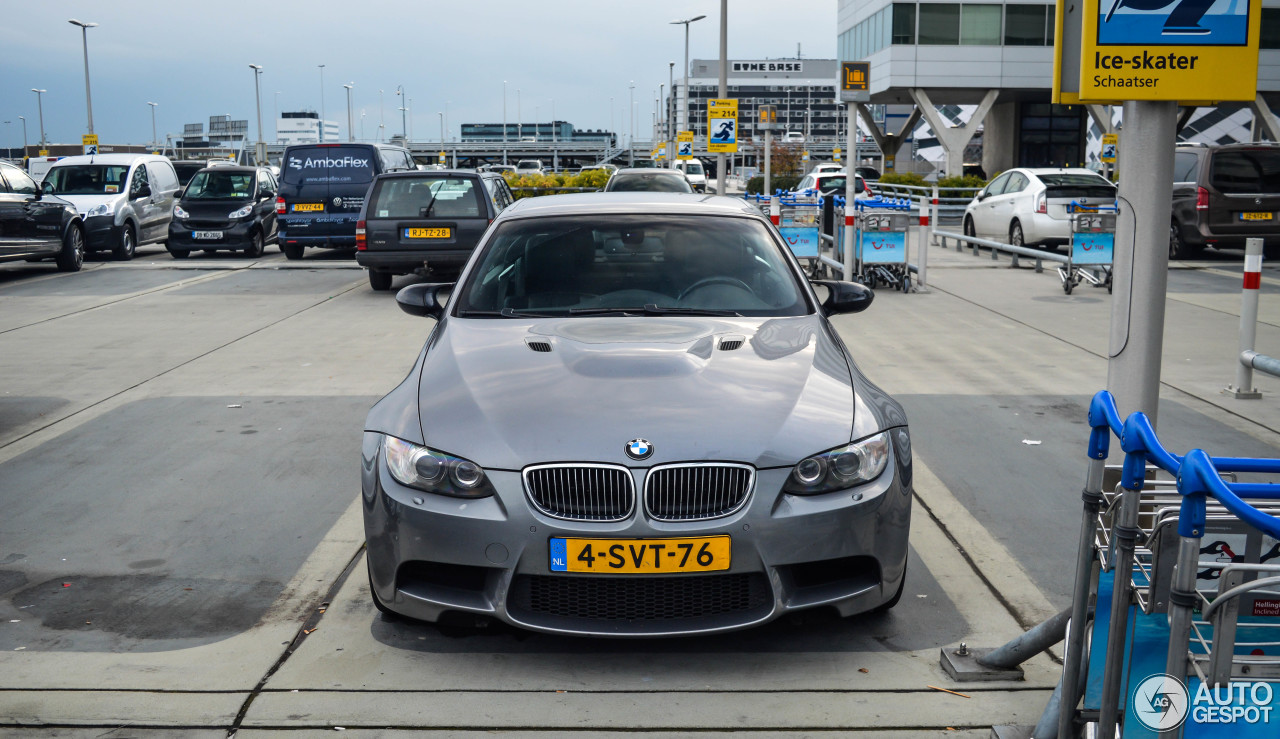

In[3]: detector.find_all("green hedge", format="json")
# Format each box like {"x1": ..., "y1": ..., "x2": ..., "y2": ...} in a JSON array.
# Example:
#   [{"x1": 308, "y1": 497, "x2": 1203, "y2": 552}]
[{"x1": 746, "y1": 175, "x2": 802, "y2": 195}]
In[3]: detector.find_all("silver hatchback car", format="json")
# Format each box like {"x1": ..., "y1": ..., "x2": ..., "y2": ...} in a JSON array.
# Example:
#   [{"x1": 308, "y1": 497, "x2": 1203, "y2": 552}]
[{"x1": 361, "y1": 193, "x2": 912, "y2": 637}]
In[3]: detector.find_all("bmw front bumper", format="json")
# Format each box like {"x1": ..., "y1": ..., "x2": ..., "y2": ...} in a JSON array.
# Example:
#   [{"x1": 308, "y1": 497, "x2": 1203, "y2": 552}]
[{"x1": 361, "y1": 432, "x2": 912, "y2": 637}]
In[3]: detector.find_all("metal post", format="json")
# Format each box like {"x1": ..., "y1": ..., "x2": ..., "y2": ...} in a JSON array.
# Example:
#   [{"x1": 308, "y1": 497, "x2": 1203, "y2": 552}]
[
  {"x1": 344, "y1": 83, "x2": 354, "y2": 142},
  {"x1": 318, "y1": 64, "x2": 326, "y2": 143},
  {"x1": 32, "y1": 90, "x2": 46, "y2": 147},
  {"x1": 503, "y1": 81, "x2": 508, "y2": 165},
  {"x1": 715, "y1": 0, "x2": 727, "y2": 196},
  {"x1": 1058, "y1": 453, "x2": 1108, "y2": 738},
  {"x1": 668, "y1": 61, "x2": 675, "y2": 169},
  {"x1": 250, "y1": 66, "x2": 264, "y2": 165},
  {"x1": 843, "y1": 103, "x2": 857, "y2": 282},
  {"x1": 147, "y1": 102, "x2": 158, "y2": 149},
  {"x1": 69, "y1": 20, "x2": 96, "y2": 134},
  {"x1": 1229, "y1": 237, "x2": 1264, "y2": 398},
  {"x1": 19, "y1": 116, "x2": 27, "y2": 153},
  {"x1": 930, "y1": 184, "x2": 939, "y2": 246},
  {"x1": 764, "y1": 128, "x2": 772, "y2": 195},
  {"x1": 1107, "y1": 101, "x2": 1177, "y2": 425},
  {"x1": 1097, "y1": 477, "x2": 1143, "y2": 737}
]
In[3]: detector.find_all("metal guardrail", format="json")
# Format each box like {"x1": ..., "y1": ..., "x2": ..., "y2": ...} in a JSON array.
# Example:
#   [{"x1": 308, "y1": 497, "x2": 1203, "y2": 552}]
[
  {"x1": 1227, "y1": 238, "x2": 1277, "y2": 399},
  {"x1": 933, "y1": 229, "x2": 1068, "y2": 273},
  {"x1": 869, "y1": 183, "x2": 981, "y2": 225}
]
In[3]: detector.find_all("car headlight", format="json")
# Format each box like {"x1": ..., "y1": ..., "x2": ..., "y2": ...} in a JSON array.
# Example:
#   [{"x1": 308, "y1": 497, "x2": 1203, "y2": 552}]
[
  {"x1": 784, "y1": 432, "x2": 890, "y2": 495},
  {"x1": 228, "y1": 204, "x2": 254, "y2": 219},
  {"x1": 383, "y1": 436, "x2": 495, "y2": 498},
  {"x1": 85, "y1": 202, "x2": 116, "y2": 218},
  {"x1": 173, "y1": 204, "x2": 190, "y2": 219}
]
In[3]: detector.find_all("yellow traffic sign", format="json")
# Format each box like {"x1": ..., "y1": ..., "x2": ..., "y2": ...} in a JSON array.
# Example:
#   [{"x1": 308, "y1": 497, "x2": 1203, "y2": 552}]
[
  {"x1": 1077, "y1": 0, "x2": 1260, "y2": 102},
  {"x1": 707, "y1": 99, "x2": 738, "y2": 154},
  {"x1": 38, "y1": 149, "x2": 49, "y2": 156},
  {"x1": 1101, "y1": 133, "x2": 1118, "y2": 163},
  {"x1": 833, "y1": 146, "x2": 842, "y2": 162},
  {"x1": 677, "y1": 131, "x2": 694, "y2": 160},
  {"x1": 82, "y1": 134, "x2": 98, "y2": 146}
]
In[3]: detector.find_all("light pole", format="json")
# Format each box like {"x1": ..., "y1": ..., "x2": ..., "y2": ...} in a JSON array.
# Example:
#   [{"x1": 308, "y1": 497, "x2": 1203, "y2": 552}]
[
  {"x1": 628, "y1": 81, "x2": 635, "y2": 150},
  {"x1": 31, "y1": 89, "x2": 46, "y2": 147},
  {"x1": 378, "y1": 89, "x2": 385, "y2": 141},
  {"x1": 551, "y1": 99, "x2": 555, "y2": 144},
  {"x1": 535, "y1": 105, "x2": 540, "y2": 141},
  {"x1": 670, "y1": 15, "x2": 705, "y2": 137},
  {"x1": 668, "y1": 61, "x2": 675, "y2": 168},
  {"x1": 249, "y1": 65, "x2": 264, "y2": 164},
  {"x1": 68, "y1": 19, "x2": 97, "y2": 135},
  {"x1": 438, "y1": 111, "x2": 444, "y2": 144},
  {"x1": 274, "y1": 91, "x2": 281, "y2": 143},
  {"x1": 146, "y1": 102, "x2": 158, "y2": 148},
  {"x1": 517, "y1": 88, "x2": 522, "y2": 141},
  {"x1": 18, "y1": 116, "x2": 27, "y2": 154},
  {"x1": 502, "y1": 81, "x2": 508, "y2": 164},
  {"x1": 716, "y1": 0, "x2": 727, "y2": 195},
  {"x1": 445, "y1": 101, "x2": 450, "y2": 143},
  {"x1": 396, "y1": 86, "x2": 406, "y2": 141},
  {"x1": 317, "y1": 64, "x2": 326, "y2": 142},
  {"x1": 360, "y1": 110, "x2": 366, "y2": 141},
  {"x1": 343, "y1": 83, "x2": 354, "y2": 142},
  {"x1": 408, "y1": 98, "x2": 413, "y2": 141}
]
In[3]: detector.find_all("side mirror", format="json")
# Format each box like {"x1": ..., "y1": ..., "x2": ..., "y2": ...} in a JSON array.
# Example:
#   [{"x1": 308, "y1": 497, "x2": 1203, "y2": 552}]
[
  {"x1": 811, "y1": 279, "x2": 874, "y2": 316},
  {"x1": 259, "y1": 189, "x2": 274, "y2": 199},
  {"x1": 396, "y1": 282, "x2": 454, "y2": 319},
  {"x1": 975, "y1": 189, "x2": 988, "y2": 200}
]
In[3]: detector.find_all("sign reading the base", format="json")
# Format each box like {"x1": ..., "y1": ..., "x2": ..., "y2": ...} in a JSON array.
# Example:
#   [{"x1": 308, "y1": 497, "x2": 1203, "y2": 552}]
[
  {"x1": 82, "y1": 133, "x2": 99, "y2": 156},
  {"x1": 1077, "y1": 0, "x2": 1260, "y2": 102},
  {"x1": 839, "y1": 62, "x2": 870, "y2": 103},
  {"x1": 1101, "y1": 133, "x2": 1118, "y2": 163},
  {"x1": 677, "y1": 131, "x2": 694, "y2": 160},
  {"x1": 707, "y1": 99, "x2": 738, "y2": 153}
]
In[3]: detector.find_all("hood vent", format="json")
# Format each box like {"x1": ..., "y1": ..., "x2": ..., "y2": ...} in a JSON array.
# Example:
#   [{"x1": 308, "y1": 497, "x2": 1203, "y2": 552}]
[
  {"x1": 718, "y1": 336, "x2": 746, "y2": 352},
  {"x1": 525, "y1": 339, "x2": 553, "y2": 353}
]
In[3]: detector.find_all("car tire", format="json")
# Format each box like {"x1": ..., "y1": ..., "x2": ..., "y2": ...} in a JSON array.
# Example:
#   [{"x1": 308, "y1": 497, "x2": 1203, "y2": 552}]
[
  {"x1": 369, "y1": 270, "x2": 394, "y2": 291},
  {"x1": 963, "y1": 216, "x2": 975, "y2": 239},
  {"x1": 168, "y1": 247, "x2": 190, "y2": 260},
  {"x1": 113, "y1": 223, "x2": 136, "y2": 261},
  {"x1": 282, "y1": 243, "x2": 304, "y2": 260},
  {"x1": 56, "y1": 224, "x2": 85, "y2": 272},
  {"x1": 244, "y1": 231, "x2": 264, "y2": 259},
  {"x1": 1009, "y1": 220, "x2": 1025, "y2": 248},
  {"x1": 1169, "y1": 221, "x2": 1201, "y2": 259}
]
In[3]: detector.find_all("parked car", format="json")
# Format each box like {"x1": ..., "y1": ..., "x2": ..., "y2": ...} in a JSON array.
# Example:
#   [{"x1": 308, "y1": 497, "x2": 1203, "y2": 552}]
[
  {"x1": 783, "y1": 132, "x2": 805, "y2": 144},
  {"x1": 962, "y1": 168, "x2": 1116, "y2": 248},
  {"x1": 479, "y1": 164, "x2": 517, "y2": 176},
  {"x1": 356, "y1": 169, "x2": 515, "y2": 291},
  {"x1": 276, "y1": 142, "x2": 416, "y2": 259},
  {"x1": 672, "y1": 159, "x2": 708, "y2": 192},
  {"x1": 171, "y1": 160, "x2": 211, "y2": 187},
  {"x1": 166, "y1": 166, "x2": 278, "y2": 259},
  {"x1": 855, "y1": 166, "x2": 882, "y2": 181},
  {"x1": 42, "y1": 153, "x2": 181, "y2": 260},
  {"x1": 1171, "y1": 143, "x2": 1280, "y2": 258},
  {"x1": 514, "y1": 160, "x2": 545, "y2": 176},
  {"x1": 603, "y1": 168, "x2": 693, "y2": 193},
  {"x1": 809, "y1": 162, "x2": 844, "y2": 175},
  {"x1": 362, "y1": 192, "x2": 911, "y2": 635},
  {"x1": 0, "y1": 160, "x2": 85, "y2": 272},
  {"x1": 790, "y1": 172, "x2": 872, "y2": 199}
]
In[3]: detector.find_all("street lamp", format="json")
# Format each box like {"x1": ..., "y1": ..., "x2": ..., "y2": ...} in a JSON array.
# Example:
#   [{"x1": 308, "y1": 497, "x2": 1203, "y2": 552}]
[
  {"x1": 274, "y1": 91, "x2": 281, "y2": 143},
  {"x1": 18, "y1": 116, "x2": 27, "y2": 154},
  {"x1": 146, "y1": 102, "x2": 158, "y2": 148},
  {"x1": 395, "y1": 86, "x2": 406, "y2": 140},
  {"x1": 668, "y1": 61, "x2": 675, "y2": 168},
  {"x1": 68, "y1": 19, "x2": 97, "y2": 135},
  {"x1": 317, "y1": 64, "x2": 326, "y2": 142},
  {"x1": 628, "y1": 81, "x2": 635, "y2": 151},
  {"x1": 670, "y1": 14, "x2": 705, "y2": 136},
  {"x1": 502, "y1": 80, "x2": 508, "y2": 162},
  {"x1": 378, "y1": 89, "x2": 385, "y2": 141},
  {"x1": 517, "y1": 88, "x2": 522, "y2": 141},
  {"x1": 343, "y1": 83, "x2": 354, "y2": 142},
  {"x1": 249, "y1": 65, "x2": 264, "y2": 164},
  {"x1": 438, "y1": 111, "x2": 444, "y2": 144},
  {"x1": 31, "y1": 89, "x2": 46, "y2": 147}
]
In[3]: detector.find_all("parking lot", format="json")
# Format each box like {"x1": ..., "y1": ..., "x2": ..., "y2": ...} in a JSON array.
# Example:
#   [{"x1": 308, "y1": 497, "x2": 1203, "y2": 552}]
[{"x1": 3, "y1": 238, "x2": 1280, "y2": 736}]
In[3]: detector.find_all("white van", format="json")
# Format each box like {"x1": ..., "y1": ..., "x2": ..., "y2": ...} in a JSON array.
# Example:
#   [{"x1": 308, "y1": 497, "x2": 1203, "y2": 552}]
[
  {"x1": 672, "y1": 159, "x2": 707, "y2": 193},
  {"x1": 42, "y1": 153, "x2": 181, "y2": 260},
  {"x1": 26, "y1": 156, "x2": 64, "y2": 184}
]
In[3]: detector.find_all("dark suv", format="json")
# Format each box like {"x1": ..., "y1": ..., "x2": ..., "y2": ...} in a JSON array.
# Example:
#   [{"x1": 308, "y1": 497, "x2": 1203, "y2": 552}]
[
  {"x1": 1171, "y1": 143, "x2": 1280, "y2": 258},
  {"x1": 276, "y1": 142, "x2": 416, "y2": 259},
  {"x1": 356, "y1": 170, "x2": 514, "y2": 290}
]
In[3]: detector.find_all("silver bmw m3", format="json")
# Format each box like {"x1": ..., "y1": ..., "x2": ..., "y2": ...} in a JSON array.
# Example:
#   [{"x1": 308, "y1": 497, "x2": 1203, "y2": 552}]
[{"x1": 361, "y1": 193, "x2": 912, "y2": 637}]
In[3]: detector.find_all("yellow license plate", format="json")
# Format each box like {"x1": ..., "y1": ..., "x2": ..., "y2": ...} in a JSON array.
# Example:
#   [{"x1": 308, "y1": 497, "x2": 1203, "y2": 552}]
[
  {"x1": 404, "y1": 227, "x2": 452, "y2": 239},
  {"x1": 550, "y1": 536, "x2": 730, "y2": 574},
  {"x1": 1241, "y1": 212, "x2": 1273, "y2": 221},
  {"x1": 291, "y1": 203, "x2": 324, "y2": 212}
]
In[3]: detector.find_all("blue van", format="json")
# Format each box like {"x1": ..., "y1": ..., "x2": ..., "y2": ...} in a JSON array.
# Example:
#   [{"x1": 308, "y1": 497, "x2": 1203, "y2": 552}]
[{"x1": 276, "y1": 143, "x2": 416, "y2": 259}]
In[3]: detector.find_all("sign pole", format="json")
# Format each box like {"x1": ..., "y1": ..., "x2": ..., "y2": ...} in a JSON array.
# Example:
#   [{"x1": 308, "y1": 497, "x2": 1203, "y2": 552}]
[
  {"x1": 1106, "y1": 100, "x2": 1177, "y2": 425},
  {"x1": 715, "y1": 0, "x2": 727, "y2": 195}
]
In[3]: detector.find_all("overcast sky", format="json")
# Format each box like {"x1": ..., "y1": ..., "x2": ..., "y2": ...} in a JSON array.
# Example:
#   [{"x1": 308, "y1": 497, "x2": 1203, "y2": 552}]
[{"x1": 3, "y1": 0, "x2": 837, "y2": 148}]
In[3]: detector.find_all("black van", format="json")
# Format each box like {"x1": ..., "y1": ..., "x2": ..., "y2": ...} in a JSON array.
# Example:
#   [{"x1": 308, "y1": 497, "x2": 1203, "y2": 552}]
[{"x1": 275, "y1": 143, "x2": 416, "y2": 259}]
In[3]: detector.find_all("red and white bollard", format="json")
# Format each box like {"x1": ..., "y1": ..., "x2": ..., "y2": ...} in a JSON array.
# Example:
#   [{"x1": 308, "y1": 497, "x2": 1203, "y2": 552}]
[
  {"x1": 1230, "y1": 237, "x2": 1265, "y2": 398},
  {"x1": 769, "y1": 196, "x2": 780, "y2": 226}
]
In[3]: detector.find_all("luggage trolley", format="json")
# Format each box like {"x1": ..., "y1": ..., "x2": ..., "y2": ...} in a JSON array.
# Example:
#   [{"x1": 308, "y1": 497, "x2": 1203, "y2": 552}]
[
  {"x1": 855, "y1": 199, "x2": 913, "y2": 293},
  {"x1": 1060, "y1": 202, "x2": 1117, "y2": 295},
  {"x1": 1051, "y1": 391, "x2": 1280, "y2": 738},
  {"x1": 776, "y1": 192, "x2": 825, "y2": 277}
]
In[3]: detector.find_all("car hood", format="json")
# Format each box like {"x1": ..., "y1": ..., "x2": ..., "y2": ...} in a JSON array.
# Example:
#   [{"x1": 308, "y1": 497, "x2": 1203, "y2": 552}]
[
  {"x1": 179, "y1": 199, "x2": 254, "y2": 217},
  {"x1": 413, "y1": 315, "x2": 859, "y2": 471},
  {"x1": 56, "y1": 193, "x2": 124, "y2": 216}
]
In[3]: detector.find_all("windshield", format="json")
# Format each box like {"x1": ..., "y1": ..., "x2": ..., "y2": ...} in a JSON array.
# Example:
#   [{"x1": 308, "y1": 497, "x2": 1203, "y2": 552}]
[
  {"x1": 456, "y1": 215, "x2": 809, "y2": 317},
  {"x1": 605, "y1": 173, "x2": 693, "y2": 193},
  {"x1": 281, "y1": 146, "x2": 375, "y2": 185},
  {"x1": 371, "y1": 177, "x2": 482, "y2": 218},
  {"x1": 685, "y1": 162, "x2": 704, "y2": 175},
  {"x1": 1211, "y1": 150, "x2": 1280, "y2": 194},
  {"x1": 516, "y1": 161, "x2": 541, "y2": 169},
  {"x1": 184, "y1": 171, "x2": 255, "y2": 200},
  {"x1": 44, "y1": 165, "x2": 130, "y2": 195}
]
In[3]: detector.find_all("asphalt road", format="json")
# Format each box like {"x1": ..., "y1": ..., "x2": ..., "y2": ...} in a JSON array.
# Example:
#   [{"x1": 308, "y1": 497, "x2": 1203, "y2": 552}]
[{"x1": 2, "y1": 237, "x2": 1279, "y2": 735}]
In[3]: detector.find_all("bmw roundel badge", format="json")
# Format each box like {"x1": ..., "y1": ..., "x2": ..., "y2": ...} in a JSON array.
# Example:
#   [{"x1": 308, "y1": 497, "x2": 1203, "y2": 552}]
[{"x1": 625, "y1": 438, "x2": 653, "y2": 461}]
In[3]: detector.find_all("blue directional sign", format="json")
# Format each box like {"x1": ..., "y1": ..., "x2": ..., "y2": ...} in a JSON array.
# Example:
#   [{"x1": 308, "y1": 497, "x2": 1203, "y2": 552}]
[{"x1": 1100, "y1": 0, "x2": 1248, "y2": 45}]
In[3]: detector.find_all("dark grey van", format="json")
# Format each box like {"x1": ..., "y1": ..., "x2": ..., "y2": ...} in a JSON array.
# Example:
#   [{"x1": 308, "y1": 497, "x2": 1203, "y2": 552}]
[{"x1": 275, "y1": 143, "x2": 415, "y2": 259}]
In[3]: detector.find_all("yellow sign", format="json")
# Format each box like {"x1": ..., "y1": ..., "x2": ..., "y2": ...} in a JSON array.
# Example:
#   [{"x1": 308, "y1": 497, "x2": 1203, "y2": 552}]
[
  {"x1": 839, "y1": 62, "x2": 870, "y2": 102},
  {"x1": 677, "y1": 131, "x2": 694, "y2": 160},
  {"x1": 1101, "y1": 133, "x2": 1118, "y2": 163},
  {"x1": 82, "y1": 134, "x2": 98, "y2": 146},
  {"x1": 438, "y1": 151, "x2": 446, "y2": 165},
  {"x1": 802, "y1": 150, "x2": 810, "y2": 162},
  {"x1": 833, "y1": 146, "x2": 842, "y2": 162},
  {"x1": 1076, "y1": 0, "x2": 1260, "y2": 102},
  {"x1": 707, "y1": 98, "x2": 737, "y2": 154},
  {"x1": 39, "y1": 149, "x2": 49, "y2": 156}
]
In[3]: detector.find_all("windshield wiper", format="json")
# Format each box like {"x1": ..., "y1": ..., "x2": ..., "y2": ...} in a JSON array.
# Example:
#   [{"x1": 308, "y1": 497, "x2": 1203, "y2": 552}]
[
  {"x1": 569, "y1": 304, "x2": 740, "y2": 317},
  {"x1": 456, "y1": 308, "x2": 560, "y2": 318}
]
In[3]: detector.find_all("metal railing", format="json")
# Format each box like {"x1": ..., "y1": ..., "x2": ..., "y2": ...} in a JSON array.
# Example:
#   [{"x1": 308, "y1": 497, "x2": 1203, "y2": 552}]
[
  {"x1": 1227, "y1": 238, "x2": 1276, "y2": 399},
  {"x1": 933, "y1": 229, "x2": 1068, "y2": 273},
  {"x1": 868, "y1": 183, "x2": 981, "y2": 226}
]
